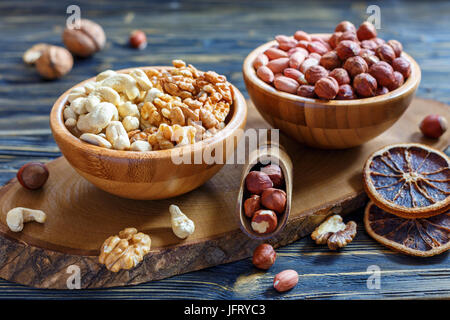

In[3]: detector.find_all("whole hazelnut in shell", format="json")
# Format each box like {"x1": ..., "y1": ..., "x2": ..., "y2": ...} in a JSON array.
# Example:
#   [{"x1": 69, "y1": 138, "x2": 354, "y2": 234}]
[
  {"x1": 314, "y1": 76, "x2": 339, "y2": 100},
  {"x1": 244, "y1": 195, "x2": 261, "y2": 218},
  {"x1": 305, "y1": 65, "x2": 328, "y2": 84},
  {"x1": 245, "y1": 171, "x2": 273, "y2": 195},
  {"x1": 343, "y1": 56, "x2": 368, "y2": 78},
  {"x1": 336, "y1": 40, "x2": 360, "y2": 60},
  {"x1": 261, "y1": 188, "x2": 287, "y2": 214},
  {"x1": 261, "y1": 164, "x2": 284, "y2": 188},
  {"x1": 251, "y1": 210, "x2": 278, "y2": 234},
  {"x1": 420, "y1": 115, "x2": 448, "y2": 139},
  {"x1": 17, "y1": 162, "x2": 49, "y2": 190},
  {"x1": 63, "y1": 19, "x2": 106, "y2": 57},
  {"x1": 329, "y1": 68, "x2": 350, "y2": 85},
  {"x1": 369, "y1": 61, "x2": 395, "y2": 87},
  {"x1": 357, "y1": 21, "x2": 377, "y2": 41},
  {"x1": 35, "y1": 45, "x2": 73, "y2": 79},
  {"x1": 392, "y1": 57, "x2": 411, "y2": 79},
  {"x1": 353, "y1": 73, "x2": 377, "y2": 97},
  {"x1": 252, "y1": 244, "x2": 276, "y2": 270}
]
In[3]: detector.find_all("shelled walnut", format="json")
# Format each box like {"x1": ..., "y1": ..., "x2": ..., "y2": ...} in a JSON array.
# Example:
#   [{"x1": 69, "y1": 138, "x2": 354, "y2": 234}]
[
  {"x1": 311, "y1": 215, "x2": 357, "y2": 250},
  {"x1": 99, "y1": 227, "x2": 151, "y2": 272}
]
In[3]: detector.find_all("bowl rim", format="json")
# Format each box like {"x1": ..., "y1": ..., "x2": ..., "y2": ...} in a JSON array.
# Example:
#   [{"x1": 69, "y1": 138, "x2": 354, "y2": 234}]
[
  {"x1": 242, "y1": 36, "x2": 421, "y2": 106},
  {"x1": 50, "y1": 66, "x2": 247, "y2": 160}
]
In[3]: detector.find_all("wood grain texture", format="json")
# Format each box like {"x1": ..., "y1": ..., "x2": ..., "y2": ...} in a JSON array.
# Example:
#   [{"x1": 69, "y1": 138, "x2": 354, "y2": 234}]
[
  {"x1": 0, "y1": 0, "x2": 449, "y2": 299},
  {"x1": 243, "y1": 39, "x2": 421, "y2": 149},
  {"x1": 0, "y1": 97, "x2": 448, "y2": 289}
]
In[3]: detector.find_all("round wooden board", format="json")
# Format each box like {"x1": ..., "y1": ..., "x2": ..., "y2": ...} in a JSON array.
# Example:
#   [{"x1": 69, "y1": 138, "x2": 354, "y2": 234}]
[{"x1": 0, "y1": 98, "x2": 448, "y2": 289}]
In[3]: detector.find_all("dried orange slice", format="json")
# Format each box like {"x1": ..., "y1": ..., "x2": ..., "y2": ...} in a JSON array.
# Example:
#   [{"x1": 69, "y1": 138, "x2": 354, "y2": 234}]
[
  {"x1": 364, "y1": 201, "x2": 450, "y2": 257},
  {"x1": 363, "y1": 143, "x2": 450, "y2": 219}
]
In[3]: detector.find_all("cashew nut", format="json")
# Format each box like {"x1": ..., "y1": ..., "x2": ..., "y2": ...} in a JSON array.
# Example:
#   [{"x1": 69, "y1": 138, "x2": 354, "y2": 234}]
[
  {"x1": 80, "y1": 133, "x2": 112, "y2": 148},
  {"x1": 122, "y1": 116, "x2": 140, "y2": 132},
  {"x1": 118, "y1": 101, "x2": 140, "y2": 118},
  {"x1": 88, "y1": 86, "x2": 121, "y2": 109},
  {"x1": 106, "y1": 121, "x2": 130, "y2": 150},
  {"x1": 130, "y1": 140, "x2": 152, "y2": 152},
  {"x1": 130, "y1": 69, "x2": 153, "y2": 91},
  {"x1": 77, "y1": 102, "x2": 118, "y2": 134},
  {"x1": 96, "y1": 70, "x2": 117, "y2": 82},
  {"x1": 144, "y1": 87, "x2": 163, "y2": 103},
  {"x1": 67, "y1": 86, "x2": 86, "y2": 103},
  {"x1": 169, "y1": 204, "x2": 195, "y2": 239},
  {"x1": 100, "y1": 74, "x2": 140, "y2": 100},
  {"x1": 6, "y1": 207, "x2": 46, "y2": 232}
]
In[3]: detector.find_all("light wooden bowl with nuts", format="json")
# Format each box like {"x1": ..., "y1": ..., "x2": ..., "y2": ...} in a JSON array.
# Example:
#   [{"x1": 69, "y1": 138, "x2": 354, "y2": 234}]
[
  {"x1": 243, "y1": 36, "x2": 421, "y2": 149},
  {"x1": 50, "y1": 67, "x2": 247, "y2": 200}
]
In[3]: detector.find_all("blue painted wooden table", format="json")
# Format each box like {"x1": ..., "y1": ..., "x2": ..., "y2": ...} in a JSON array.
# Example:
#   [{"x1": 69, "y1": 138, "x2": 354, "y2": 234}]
[{"x1": 0, "y1": 0, "x2": 449, "y2": 299}]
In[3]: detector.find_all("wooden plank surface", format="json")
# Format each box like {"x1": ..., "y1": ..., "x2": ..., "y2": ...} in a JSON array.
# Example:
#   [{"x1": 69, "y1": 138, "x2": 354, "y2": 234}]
[{"x1": 0, "y1": 0, "x2": 449, "y2": 299}]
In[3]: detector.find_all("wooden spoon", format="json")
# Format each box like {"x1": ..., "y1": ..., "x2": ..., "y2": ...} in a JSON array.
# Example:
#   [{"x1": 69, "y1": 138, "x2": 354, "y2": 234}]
[{"x1": 236, "y1": 142, "x2": 293, "y2": 240}]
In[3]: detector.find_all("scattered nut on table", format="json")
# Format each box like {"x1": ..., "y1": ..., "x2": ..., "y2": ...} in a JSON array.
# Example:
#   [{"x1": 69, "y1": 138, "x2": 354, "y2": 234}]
[
  {"x1": 169, "y1": 204, "x2": 195, "y2": 239},
  {"x1": 62, "y1": 19, "x2": 106, "y2": 57},
  {"x1": 252, "y1": 243, "x2": 276, "y2": 270},
  {"x1": 23, "y1": 43, "x2": 50, "y2": 65},
  {"x1": 6, "y1": 207, "x2": 47, "y2": 232},
  {"x1": 311, "y1": 215, "x2": 357, "y2": 250},
  {"x1": 16, "y1": 162, "x2": 49, "y2": 190},
  {"x1": 99, "y1": 227, "x2": 151, "y2": 272},
  {"x1": 35, "y1": 45, "x2": 73, "y2": 79}
]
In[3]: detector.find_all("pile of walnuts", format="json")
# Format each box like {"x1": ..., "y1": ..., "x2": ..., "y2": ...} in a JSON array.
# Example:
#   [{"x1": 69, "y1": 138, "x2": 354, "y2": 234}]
[
  {"x1": 253, "y1": 21, "x2": 412, "y2": 100},
  {"x1": 64, "y1": 60, "x2": 233, "y2": 151}
]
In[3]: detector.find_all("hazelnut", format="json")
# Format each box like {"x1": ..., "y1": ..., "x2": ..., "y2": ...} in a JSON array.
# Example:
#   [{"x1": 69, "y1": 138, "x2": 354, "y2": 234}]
[
  {"x1": 343, "y1": 56, "x2": 368, "y2": 78},
  {"x1": 361, "y1": 40, "x2": 378, "y2": 51},
  {"x1": 129, "y1": 30, "x2": 147, "y2": 49},
  {"x1": 359, "y1": 49, "x2": 380, "y2": 67},
  {"x1": 329, "y1": 68, "x2": 350, "y2": 85},
  {"x1": 357, "y1": 21, "x2": 377, "y2": 41},
  {"x1": 293, "y1": 30, "x2": 311, "y2": 41},
  {"x1": 353, "y1": 73, "x2": 377, "y2": 97},
  {"x1": 376, "y1": 44, "x2": 396, "y2": 64},
  {"x1": 62, "y1": 19, "x2": 106, "y2": 57},
  {"x1": 329, "y1": 32, "x2": 342, "y2": 49},
  {"x1": 273, "y1": 269, "x2": 299, "y2": 292},
  {"x1": 314, "y1": 76, "x2": 339, "y2": 100},
  {"x1": 338, "y1": 31, "x2": 358, "y2": 43},
  {"x1": 261, "y1": 164, "x2": 284, "y2": 187},
  {"x1": 376, "y1": 86, "x2": 389, "y2": 96},
  {"x1": 335, "y1": 21, "x2": 356, "y2": 33},
  {"x1": 35, "y1": 45, "x2": 73, "y2": 79},
  {"x1": 307, "y1": 41, "x2": 329, "y2": 55},
  {"x1": 244, "y1": 195, "x2": 261, "y2": 218},
  {"x1": 420, "y1": 114, "x2": 448, "y2": 139},
  {"x1": 261, "y1": 188, "x2": 287, "y2": 214},
  {"x1": 320, "y1": 51, "x2": 341, "y2": 70},
  {"x1": 336, "y1": 40, "x2": 360, "y2": 60},
  {"x1": 369, "y1": 61, "x2": 395, "y2": 87},
  {"x1": 251, "y1": 210, "x2": 278, "y2": 234},
  {"x1": 392, "y1": 57, "x2": 411, "y2": 79},
  {"x1": 387, "y1": 40, "x2": 403, "y2": 57},
  {"x1": 17, "y1": 162, "x2": 49, "y2": 190},
  {"x1": 305, "y1": 65, "x2": 328, "y2": 84},
  {"x1": 245, "y1": 171, "x2": 273, "y2": 195},
  {"x1": 252, "y1": 244, "x2": 276, "y2": 270},
  {"x1": 297, "y1": 85, "x2": 316, "y2": 98},
  {"x1": 336, "y1": 84, "x2": 357, "y2": 100},
  {"x1": 373, "y1": 38, "x2": 386, "y2": 46},
  {"x1": 387, "y1": 71, "x2": 404, "y2": 91}
]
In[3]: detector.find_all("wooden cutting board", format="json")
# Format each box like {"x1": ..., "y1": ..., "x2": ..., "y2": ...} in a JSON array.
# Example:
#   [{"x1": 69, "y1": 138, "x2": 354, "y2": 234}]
[{"x1": 0, "y1": 98, "x2": 448, "y2": 289}]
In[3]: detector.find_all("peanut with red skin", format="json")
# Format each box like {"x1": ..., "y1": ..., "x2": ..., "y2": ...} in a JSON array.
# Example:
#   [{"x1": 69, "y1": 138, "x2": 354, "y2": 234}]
[
  {"x1": 293, "y1": 30, "x2": 311, "y2": 41},
  {"x1": 265, "y1": 47, "x2": 288, "y2": 60},
  {"x1": 273, "y1": 270, "x2": 299, "y2": 292},
  {"x1": 289, "y1": 51, "x2": 307, "y2": 69},
  {"x1": 283, "y1": 68, "x2": 307, "y2": 85},
  {"x1": 274, "y1": 76, "x2": 299, "y2": 94},
  {"x1": 267, "y1": 58, "x2": 290, "y2": 74},
  {"x1": 299, "y1": 57, "x2": 319, "y2": 74},
  {"x1": 307, "y1": 41, "x2": 328, "y2": 55},
  {"x1": 275, "y1": 35, "x2": 297, "y2": 50},
  {"x1": 256, "y1": 66, "x2": 274, "y2": 83},
  {"x1": 296, "y1": 40, "x2": 309, "y2": 49},
  {"x1": 253, "y1": 54, "x2": 269, "y2": 69}
]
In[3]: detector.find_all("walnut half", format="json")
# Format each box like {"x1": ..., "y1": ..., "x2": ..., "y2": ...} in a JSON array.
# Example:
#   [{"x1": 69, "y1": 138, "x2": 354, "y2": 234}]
[
  {"x1": 99, "y1": 227, "x2": 151, "y2": 272},
  {"x1": 311, "y1": 215, "x2": 357, "y2": 250}
]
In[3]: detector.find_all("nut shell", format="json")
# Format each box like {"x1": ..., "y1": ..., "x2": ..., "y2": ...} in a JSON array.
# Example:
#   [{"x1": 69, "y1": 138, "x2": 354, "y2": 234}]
[
  {"x1": 62, "y1": 19, "x2": 106, "y2": 57},
  {"x1": 35, "y1": 45, "x2": 73, "y2": 79}
]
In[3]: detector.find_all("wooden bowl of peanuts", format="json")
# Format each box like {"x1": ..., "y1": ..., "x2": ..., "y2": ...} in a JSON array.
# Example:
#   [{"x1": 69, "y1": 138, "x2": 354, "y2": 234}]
[
  {"x1": 50, "y1": 63, "x2": 247, "y2": 200},
  {"x1": 243, "y1": 34, "x2": 421, "y2": 149}
]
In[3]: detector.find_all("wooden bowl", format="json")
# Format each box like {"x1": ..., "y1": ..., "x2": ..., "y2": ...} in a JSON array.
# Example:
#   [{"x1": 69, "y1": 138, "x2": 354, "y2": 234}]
[
  {"x1": 50, "y1": 67, "x2": 247, "y2": 200},
  {"x1": 243, "y1": 38, "x2": 421, "y2": 149}
]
